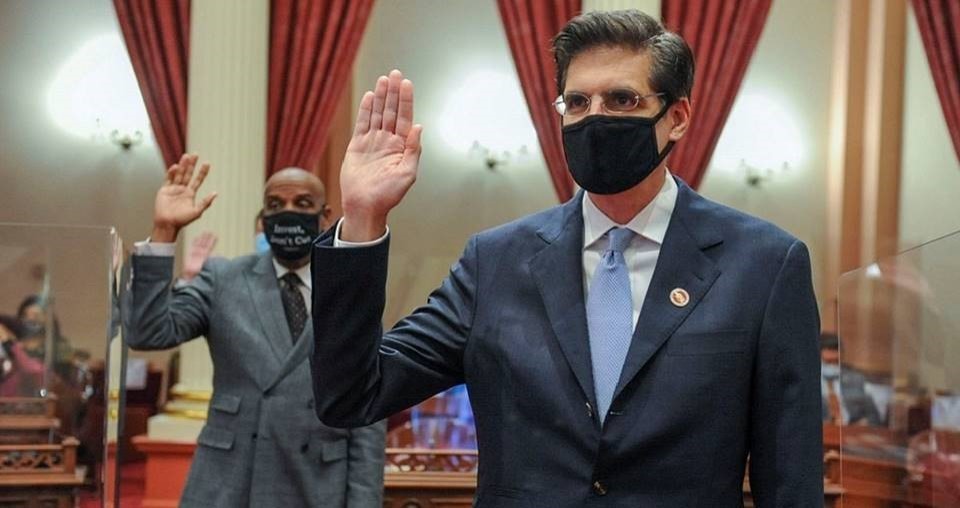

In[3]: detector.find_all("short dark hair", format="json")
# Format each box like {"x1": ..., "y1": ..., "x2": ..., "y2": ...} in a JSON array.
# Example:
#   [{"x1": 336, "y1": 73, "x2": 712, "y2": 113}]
[
  {"x1": 17, "y1": 295, "x2": 41, "y2": 319},
  {"x1": 820, "y1": 333, "x2": 840, "y2": 351},
  {"x1": 552, "y1": 10, "x2": 695, "y2": 104}
]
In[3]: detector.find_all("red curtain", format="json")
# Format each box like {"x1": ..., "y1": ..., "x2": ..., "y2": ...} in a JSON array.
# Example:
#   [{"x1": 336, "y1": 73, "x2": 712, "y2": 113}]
[
  {"x1": 266, "y1": 0, "x2": 375, "y2": 178},
  {"x1": 662, "y1": 0, "x2": 772, "y2": 189},
  {"x1": 497, "y1": 0, "x2": 580, "y2": 202},
  {"x1": 911, "y1": 0, "x2": 960, "y2": 161},
  {"x1": 113, "y1": 0, "x2": 190, "y2": 168}
]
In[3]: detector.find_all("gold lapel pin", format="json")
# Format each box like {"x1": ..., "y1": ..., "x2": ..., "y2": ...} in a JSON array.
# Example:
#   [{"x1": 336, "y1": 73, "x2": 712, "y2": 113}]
[{"x1": 670, "y1": 288, "x2": 690, "y2": 308}]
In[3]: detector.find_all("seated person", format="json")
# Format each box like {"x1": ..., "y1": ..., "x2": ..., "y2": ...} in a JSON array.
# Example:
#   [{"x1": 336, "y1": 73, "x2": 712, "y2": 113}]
[
  {"x1": 16, "y1": 295, "x2": 74, "y2": 368},
  {"x1": 821, "y1": 333, "x2": 884, "y2": 426},
  {"x1": 0, "y1": 315, "x2": 44, "y2": 397}
]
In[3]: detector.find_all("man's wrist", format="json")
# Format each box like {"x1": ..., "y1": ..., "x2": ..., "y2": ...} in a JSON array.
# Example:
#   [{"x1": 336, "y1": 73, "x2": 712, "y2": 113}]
[
  {"x1": 150, "y1": 225, "x2": 180, "y2": 243},
  {"x1": 340, "y1": 215, "x2": 387, "y2": 243}
]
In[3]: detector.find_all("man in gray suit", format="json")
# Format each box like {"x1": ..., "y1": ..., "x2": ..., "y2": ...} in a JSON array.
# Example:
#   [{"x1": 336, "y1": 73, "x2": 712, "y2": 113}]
[{"x1": 125, "y1": 154, "x2": 386, "y2": 507}]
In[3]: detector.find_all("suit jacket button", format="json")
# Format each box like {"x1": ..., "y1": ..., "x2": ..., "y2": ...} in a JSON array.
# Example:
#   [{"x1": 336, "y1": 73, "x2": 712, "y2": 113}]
[
  {"x1": 592, "y1": 481, "x2": 607, "y2": 496},
  {"x1": 252, "y1": 433, "x2": 258, "y2": 440}
]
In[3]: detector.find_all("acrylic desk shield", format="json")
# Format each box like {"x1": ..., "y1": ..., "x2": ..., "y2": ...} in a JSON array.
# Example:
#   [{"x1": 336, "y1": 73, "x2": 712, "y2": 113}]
[
  {"x1": 0, "y1": 223, "x2": 128, "y2": 507},
  {"x1": 836, "y1": 231, "x2": 960, "y2": 506}
]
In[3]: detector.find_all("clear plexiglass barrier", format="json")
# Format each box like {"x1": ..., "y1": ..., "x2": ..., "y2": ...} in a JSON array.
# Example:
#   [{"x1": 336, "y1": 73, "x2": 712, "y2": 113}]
[
  {"x1": 836, "y1": 230, "x2": 960, "y2": 506},
  {"x1": 0, "y1": 223, "x2": 128, "y2": 507}
]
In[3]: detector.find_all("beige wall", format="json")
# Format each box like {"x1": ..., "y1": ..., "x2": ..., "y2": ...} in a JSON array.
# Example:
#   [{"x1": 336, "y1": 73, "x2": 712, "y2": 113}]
[
  {"x1": 898, "y1": 7, "x2": 960, "y2": 251},
  {"x1": 698, "y1": 0, "x2": 837, "y2": 319}
]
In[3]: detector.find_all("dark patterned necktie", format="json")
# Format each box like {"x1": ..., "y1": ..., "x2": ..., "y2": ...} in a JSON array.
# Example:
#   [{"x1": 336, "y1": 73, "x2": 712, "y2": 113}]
[{"x1": 279, "y1": 272, "x2": 307, "y2": 343}]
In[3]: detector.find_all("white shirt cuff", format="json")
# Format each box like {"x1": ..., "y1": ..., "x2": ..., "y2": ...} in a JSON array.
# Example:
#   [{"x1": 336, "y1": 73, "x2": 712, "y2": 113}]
[
  {"x1": 134, "y1": 239, "x2": 176, "y2": 257},
  {"x1": 333, "y1": 221, "x2": 389, "y2": 248}
]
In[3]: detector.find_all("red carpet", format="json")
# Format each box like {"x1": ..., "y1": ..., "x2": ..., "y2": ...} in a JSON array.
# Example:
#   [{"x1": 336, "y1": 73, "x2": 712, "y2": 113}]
[{"x1": 78, "y1": 461, "x2": 146, "y2": 508}]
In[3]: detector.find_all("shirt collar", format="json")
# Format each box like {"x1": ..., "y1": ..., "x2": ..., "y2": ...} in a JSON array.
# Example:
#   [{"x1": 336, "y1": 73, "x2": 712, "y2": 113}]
[
  {"x1": 272, "y1": 258, "x2": 312, "y2": 290},
  {"x1": 582, "y1": 171, "x2": 678, "y2": 250}
]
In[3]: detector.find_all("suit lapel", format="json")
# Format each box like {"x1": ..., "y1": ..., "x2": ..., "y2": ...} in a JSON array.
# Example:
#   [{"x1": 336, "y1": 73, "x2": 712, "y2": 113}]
[
  {"x1": 245, "y1": 254, "x2": 293, "y2": 367},
  {"x1": 529, "y1": 193, "x2": 597, "y2": 407},
  {"x1": 613, "y1": 182, "x2": 722, "y2": 400}
]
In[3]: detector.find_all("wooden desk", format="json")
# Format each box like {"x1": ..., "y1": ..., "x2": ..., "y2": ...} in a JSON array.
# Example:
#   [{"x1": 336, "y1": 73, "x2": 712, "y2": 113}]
[
  {"x1": 131, "y1": 435, "x2": 195, "y2": 508},
  {"x1": 821, "y1": 423, "x2": 960, "y2": 507},
  {"x1": 384, "y1": 470, "x2": 476, "y2": 508},
  {"x1": 0, "y1": 437, "x2": 85, "y2": 508}
]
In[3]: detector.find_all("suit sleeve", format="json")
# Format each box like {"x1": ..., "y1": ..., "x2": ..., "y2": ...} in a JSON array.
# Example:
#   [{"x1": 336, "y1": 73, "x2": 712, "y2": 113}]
[
  {"x1": 345, "y1": 420, "x2": 387, "y2": 507},
  {"x1": 123, "y1": 255, "x2": 216, "y2": 351},
  {"x1": 310, "y1": 231, "x2": 477, "y2": 427},
  {"x1": 748, "y1": 240, "x2": 823, "y2": 506}
]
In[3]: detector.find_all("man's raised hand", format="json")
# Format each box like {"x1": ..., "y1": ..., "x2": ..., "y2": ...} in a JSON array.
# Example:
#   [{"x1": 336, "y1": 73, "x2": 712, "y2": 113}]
[
  {"x1": 152, "y1": 154, "x2": 217, "y2": 243},
  {"x1": 339, "y1": 70, "x2": 423, "y2": 242}
]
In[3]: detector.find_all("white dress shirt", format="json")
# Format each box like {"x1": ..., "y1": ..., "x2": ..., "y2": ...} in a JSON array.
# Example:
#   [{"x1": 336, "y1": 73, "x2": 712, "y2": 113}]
[
  {"x1": 134, "y1": 241, "x2": 313, "y2": 313},
  {"x1": 581, "y1": 173, "x2": 678, "y2": 328}
]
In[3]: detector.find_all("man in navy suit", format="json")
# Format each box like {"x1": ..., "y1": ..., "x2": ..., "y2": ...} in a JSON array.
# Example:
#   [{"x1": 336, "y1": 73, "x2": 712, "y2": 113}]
[{"x1": 311, "y1": 9, "x2": 823, "y2": 507}]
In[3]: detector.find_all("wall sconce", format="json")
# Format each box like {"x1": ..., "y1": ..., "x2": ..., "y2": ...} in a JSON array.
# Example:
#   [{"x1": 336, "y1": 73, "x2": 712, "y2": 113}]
[
  {"x1": 741, "y1": 159, "x2": 790, "y2": 188},
  {"x1": 92, "y1": 118, "x2": 144, "y2": 151},
  {"x1": 110, "y1": 129, "x2": 144, "y2": 151},
  {"x1": 47, "y1": 33, "x2": 152, "y2": 151},
  {"x1": 469, "y1": 141, "x2": 529, "y2": 170},
  {"x1": 710, "y1": 91, "x2": 805, "y2": 189},
  {"x1": 438, "y1": 70, "x2": 539, "y2": 171}
]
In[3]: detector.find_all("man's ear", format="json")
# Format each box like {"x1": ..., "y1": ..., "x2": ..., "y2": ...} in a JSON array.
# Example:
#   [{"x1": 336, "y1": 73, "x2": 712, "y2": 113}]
[
  {"x1": 668, "y1": 97, "x2": 692, "y2": 142},
  {"x1": 320, "y1": 205, "x2": 333, "y2": 230}
]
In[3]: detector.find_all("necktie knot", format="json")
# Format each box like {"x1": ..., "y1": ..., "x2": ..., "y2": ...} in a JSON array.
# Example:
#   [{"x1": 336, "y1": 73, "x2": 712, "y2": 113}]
[
  {"x1": 281, "y1": 272, "x2": 302, "y2": 288},
  {"x1": 606, "y1": 227, "x2": 634, "y2": 254}
]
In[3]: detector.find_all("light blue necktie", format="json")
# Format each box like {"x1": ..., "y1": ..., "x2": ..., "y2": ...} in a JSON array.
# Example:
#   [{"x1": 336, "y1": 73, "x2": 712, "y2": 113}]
[{"x1": 587, "y1": 227, "x2": 635, "y2": 424}]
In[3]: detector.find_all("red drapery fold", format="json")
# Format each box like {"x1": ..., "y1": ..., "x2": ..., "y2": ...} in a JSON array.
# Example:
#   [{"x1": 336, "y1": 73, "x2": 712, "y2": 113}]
[
  {"x1": 113, "y1": 0, "x2": 190, "y2": 168},
  {"x1": 266, "y1": 0, "x2": 375, "y2": 178},
  {"x1": 662, "y1": 0, "x2": 772, "y2": 189},
  {"x1": 497, "y1": 0, "x2": 580, "y2": 202},
  {"x1": 911, "y1": 0, "x2": 960, "y2": 161}
]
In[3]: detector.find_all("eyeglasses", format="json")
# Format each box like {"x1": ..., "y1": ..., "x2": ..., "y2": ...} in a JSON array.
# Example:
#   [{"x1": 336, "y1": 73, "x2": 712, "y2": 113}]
[{"x1": 553, "y1": 89, "x2": 666, "y2": 116}]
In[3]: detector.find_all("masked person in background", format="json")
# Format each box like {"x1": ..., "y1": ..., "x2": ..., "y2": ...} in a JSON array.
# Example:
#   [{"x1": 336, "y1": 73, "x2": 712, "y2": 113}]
[
  {"x1": 820, "y1": 333, "x2": 884, "y2": 426},
  {"x1": 124, "y1": 158, "x2": 386, "y2": 508},
  {"x1": 17, "y1": 295, "x2": 74, "y2": 365},
  {"x1": 255, "y1": 209, "x2": 270, "y2": 254},
  {"x1": 0, "y1": 314, "x2": 43, "y2": 397}
]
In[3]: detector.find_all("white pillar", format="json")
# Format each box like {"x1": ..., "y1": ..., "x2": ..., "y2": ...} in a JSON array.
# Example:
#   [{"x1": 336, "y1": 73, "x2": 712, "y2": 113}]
[{"x1": 149, "y1": 0, "x2": 269, "y2": 441}]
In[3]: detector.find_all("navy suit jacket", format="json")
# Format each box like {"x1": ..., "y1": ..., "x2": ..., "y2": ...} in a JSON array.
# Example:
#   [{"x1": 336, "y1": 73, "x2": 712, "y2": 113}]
[{"x1": 311, "y1": 179, "x2": 823, "y2": 507}]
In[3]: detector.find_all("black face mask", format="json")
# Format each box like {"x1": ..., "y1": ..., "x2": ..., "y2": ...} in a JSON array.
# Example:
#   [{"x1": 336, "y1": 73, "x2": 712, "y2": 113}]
[
  {"x1": 562, "y1": 104, "x2": 675, "y2": 195},
  {"x1": 21, "y1": 321, "x2": 45, "y2": 338},
  {"x1": 261, "y1": 211, "x2": 322, "y2": 261}
]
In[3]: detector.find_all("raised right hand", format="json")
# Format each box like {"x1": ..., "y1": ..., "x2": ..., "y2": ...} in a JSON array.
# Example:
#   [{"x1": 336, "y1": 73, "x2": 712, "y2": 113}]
[
  {"x1": 152, "y1": 154, "x2": 217, "y2": 243},
  {"x1": 339, "y1": 70, "x2": 423, "y2": 242}
]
